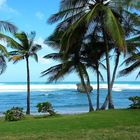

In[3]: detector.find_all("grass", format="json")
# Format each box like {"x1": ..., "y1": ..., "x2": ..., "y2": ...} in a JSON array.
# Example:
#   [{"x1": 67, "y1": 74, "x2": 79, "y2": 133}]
[{"x1": 0, "y1": 109, "x2": 140, "y2": 140}]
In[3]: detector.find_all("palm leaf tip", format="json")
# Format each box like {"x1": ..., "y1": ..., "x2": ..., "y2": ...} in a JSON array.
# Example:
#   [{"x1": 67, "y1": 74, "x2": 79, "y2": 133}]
[
  {"x1": 0, "y1": 55, "x2": 7, "y2": 75},
  {"x1": 0, "y1": 21, "x2": 17, "y2": 33}
]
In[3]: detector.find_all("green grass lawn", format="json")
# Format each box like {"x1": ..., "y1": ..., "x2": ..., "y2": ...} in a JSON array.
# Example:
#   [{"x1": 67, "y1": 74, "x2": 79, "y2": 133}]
[{"x1": 0, "y1": 109, "x2": 140, "y2": 140}]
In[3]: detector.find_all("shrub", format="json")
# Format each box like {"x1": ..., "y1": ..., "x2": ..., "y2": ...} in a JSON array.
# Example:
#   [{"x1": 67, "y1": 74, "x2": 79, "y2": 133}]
[
  {"x1": 128, "y1": 96, "x2": 140, "y2": 109},
  {"x1": 4, "y1": 107, "x2": 24, "y2": 121},
  {"x1": 36, "y1": 101, "x2": 56, "y2": 116}
]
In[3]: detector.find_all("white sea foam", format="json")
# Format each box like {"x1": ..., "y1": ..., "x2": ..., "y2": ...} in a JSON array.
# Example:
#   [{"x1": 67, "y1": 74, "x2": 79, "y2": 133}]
[
  {"x1": 0, "y1": 84, "x2": 77, "y2": 93},
  {"x1": 0, "y1": 83, "x2": 139, "y2": 93},
  {"x1": 91, "y1": 83, "x2": 140, "y2": 91}
]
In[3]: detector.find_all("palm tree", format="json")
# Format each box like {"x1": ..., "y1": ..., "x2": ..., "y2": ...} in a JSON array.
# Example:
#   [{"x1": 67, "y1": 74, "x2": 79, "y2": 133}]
[
  {"x1": 42, "y1": 52, "x2": 94, "y2": 112},
  {"x1": 43, "y1": 29, "x2": 94, "y2": 112},
  {"x1": 81, "y1": 39, "x2": 106, "y2": 110},
  {"x1": 1, "y1": 32, "x2": 41, "y2": 115},
  {"x1": 47, "y1": 0, "x2": 127, "y2": 109},
  {"x1": 48, "y1": 0, "x2": 140, "y2": 109}
]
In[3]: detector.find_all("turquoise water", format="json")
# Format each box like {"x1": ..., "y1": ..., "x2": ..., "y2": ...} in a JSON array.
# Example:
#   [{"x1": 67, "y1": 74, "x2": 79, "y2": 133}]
[{"x1": 0, "y1": 81, "x2": 140, "y2": 114}]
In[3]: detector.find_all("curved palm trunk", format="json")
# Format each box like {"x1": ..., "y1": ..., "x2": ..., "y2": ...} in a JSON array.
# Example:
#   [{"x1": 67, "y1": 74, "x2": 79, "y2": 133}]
[
  {"x1": 25, "y1": 56, "x2": 30, "y2": 115},
  {"x1": 105, "y1": 43, "x2": 114, "y2": 109},
  {"x1": 111, "y1": 51, "x2": 120, "y2": 88},
  {"x1": 79, "y1": 67, "x2": 94, "y2": 112},
  {"x1": 102, "y1": 30, "x2": 114, "y2": 109},
  {"x1": 101, "y1": 51, "x2": 120, "y2": 109},
  {"x1": 96, "y1": 64, "x2": 100, "y2": 110}
]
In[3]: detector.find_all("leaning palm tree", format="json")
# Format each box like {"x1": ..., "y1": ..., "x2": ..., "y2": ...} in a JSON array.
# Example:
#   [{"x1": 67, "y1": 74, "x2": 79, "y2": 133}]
[
  {"x1": 0, "y1": 32, "x2": 41, "y2": 114},
  {"x1": 42, "y1": 52, "x2": 94, "y2": 112},
  {"x1": 43, "y1": 28, "x2": 94, "y2": 112}
]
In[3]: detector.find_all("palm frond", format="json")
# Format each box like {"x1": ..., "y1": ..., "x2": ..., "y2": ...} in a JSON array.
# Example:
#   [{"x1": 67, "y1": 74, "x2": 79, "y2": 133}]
[
  {"x1": 42, "y1": 61, "x2": 74, "y2": 82},
  {"x1": 0, "y1": 21, "x2": 17, "y2": 33},
  {"x1": 30, "y1": 53, "x2": 38, "y2": 62},
  {"x1": 0, "y1": 44, "x2": 8, "y2": 57},
  {"x1": 48, "y1": 3, "x2": 86, "y2": 24},
  {"x1": 119, "y1": 61, "x2": 140, "y2": 77},
  {"x1": 30, "y1": 44, "x2": 41, "y2": 53},
  {"x1": 29, "y1": 31, "x2": 36, "y2": 46},
  {"x1": 14, "y1": 32, "x2": 29, "y2": 50},
  {"x1": 0, "y1": 33, "x2": 22, "y2": 49},
  {"x1": 9, "y1": 55, "x2": 24, "y2": 63},
  {"x1": 104, "y1": 6, "x2": 126, "y2": 52},
  {"x1": 43, "y1": 53, "x2": 62, "y2": 61},
  {"x1": 0, "y1": 55, "x2": 7, "y2": 75}
]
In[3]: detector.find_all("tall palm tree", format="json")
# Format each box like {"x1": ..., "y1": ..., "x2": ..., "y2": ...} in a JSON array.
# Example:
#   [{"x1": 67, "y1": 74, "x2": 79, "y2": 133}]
[
  {"x1": 0, "y1": 32, "x2": 41, "y2": 114},
  {"x1": 48, "y1": 0, "x2": 140, "y2": 109}
]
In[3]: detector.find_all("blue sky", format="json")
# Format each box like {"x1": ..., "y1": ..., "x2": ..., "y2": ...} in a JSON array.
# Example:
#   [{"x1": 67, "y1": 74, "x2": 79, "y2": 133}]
[{"x1": 0, "y1": 0, "x2": 139, "y2": 82}]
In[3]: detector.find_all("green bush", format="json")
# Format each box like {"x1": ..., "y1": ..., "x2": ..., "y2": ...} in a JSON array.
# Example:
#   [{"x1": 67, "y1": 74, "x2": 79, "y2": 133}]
[
  {"x1": 36, "y1": 101, "x2": 56, "y2": 116},
  {"x1": 4, "y1": 107, "x2": 24, "y2": 121},
  {"x1": 128, "y1": 96, "x2": 140, "y2": 109}
]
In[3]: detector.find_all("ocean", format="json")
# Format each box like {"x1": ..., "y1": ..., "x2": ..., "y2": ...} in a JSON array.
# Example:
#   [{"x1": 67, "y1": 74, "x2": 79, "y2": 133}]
[{"x1": 0, "y1": 81, "x2": 140, "y2": 115}]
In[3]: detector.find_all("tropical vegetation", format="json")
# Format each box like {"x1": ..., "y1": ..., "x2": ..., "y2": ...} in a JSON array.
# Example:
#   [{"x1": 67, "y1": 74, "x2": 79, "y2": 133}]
[
  {"x1": 128, "y1": 96, "x2": 140, "y2": 109},
  {"x1": 4, "y1": 107, "x2": 24, "y2": 121},
  {"x1": 0, "y1": 1, "x2": 139, "y2": 139},
  {"x1": 41, "y1": 0, "x2": 140, "y2": 112},
  {"x1": 36, "y1": 101, "x2": 56, "y2": 116},
  {"x1": 0, "y1": 32, "x2": 42, "y2": 114},
  {"x1": 0, "y1": 0, "x2": 139, "y2": 115}
]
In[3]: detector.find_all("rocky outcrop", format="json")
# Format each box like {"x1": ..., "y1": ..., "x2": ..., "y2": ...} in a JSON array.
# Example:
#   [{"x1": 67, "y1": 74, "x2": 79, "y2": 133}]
[{"x1": 76, "y1": 83, "x2": 93, "y2": 93}]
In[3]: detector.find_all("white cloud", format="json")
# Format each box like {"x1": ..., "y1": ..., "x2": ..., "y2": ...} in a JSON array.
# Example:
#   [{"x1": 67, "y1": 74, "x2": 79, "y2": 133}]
[
  {"x1": 0, "y1": 0, "x2": 19, "y2": 15},
  {"x1": 36, "y1": 11, "x2": 45, "y2": 21}
]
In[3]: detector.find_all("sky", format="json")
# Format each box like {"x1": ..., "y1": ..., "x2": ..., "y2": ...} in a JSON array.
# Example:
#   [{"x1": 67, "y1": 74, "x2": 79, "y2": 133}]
[{"x1": 0, "y1": 0, "x2": 139, "y2": 82}]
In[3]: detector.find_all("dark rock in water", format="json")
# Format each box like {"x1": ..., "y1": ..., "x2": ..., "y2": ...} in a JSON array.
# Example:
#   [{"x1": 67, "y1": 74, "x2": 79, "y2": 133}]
[{"x1": 76, "y1": 84, "x2": 93, "y2": 93}]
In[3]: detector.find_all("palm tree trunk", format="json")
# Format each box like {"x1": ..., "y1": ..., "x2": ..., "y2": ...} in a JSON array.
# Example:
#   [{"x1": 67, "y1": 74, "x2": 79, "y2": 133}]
[
  {"x1": 25, "y1": 56, "x2": 30, "y2": 115},
  {"x1": 101, "y1": 51, "x2": 120, "y2": 110},
  {"x1": 103, "y1": 30, "x2": 114, "y2": 109},
  {"x1": 82, "y1": 78, "x2": 94, "y2": 112},
  {"x1": 78, "y1": 67, "x2": 94, "y2": 112},
  {"x1": 111, "y1": 51, "x2": 120, "y2": 88},
  {"x1": 96, "y1": 64, "x2": 100, "y2": 110},
  {"x1": 106, "y1": 44, "x2": 114, "y2": 109},
  {"x1": 100, "y1": 95, "x2": 108, "y2": 110}
]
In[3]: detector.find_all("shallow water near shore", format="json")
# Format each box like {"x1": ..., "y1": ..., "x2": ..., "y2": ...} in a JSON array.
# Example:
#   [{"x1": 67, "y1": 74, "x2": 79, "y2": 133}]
[{"x1": 0, "y1": 81, "x2": 140, "y2": 115}]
